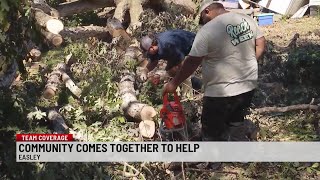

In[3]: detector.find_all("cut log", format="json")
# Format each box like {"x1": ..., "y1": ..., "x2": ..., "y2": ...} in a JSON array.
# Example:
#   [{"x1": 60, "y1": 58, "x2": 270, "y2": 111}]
[
  {"x1": 43, "y1": 60, "x2": 82, "y2": 99},
  {"x1": 32, "y1": 8, "x2": 64, "y2": 34},
  {"x1": 29, "y1": 49, "x2": 42, "y2": 61},
  {"x1": 255, "y1": 104, "x2": 320, "y2": 114},
  {"x1": 139, "y1": 120, "x2": 155, "y2": 138},
  {"x1": 43, "y1": 63, "x2": 66, "y2": 99},
  {"x1": 46, "y1": 19, "x2": 64, "y2": 34},
  {"x1": 40, "y1": 28, "x2": 63, "y2": 47},
  {"x1": 119, "y1": 48, "x2": 157, "y2": 121},
  {"x1": 60, "y1": 25, "x2": 112, "y2": 41},
  {"x1": 25, "y1": 41, "x2": 42, "y2": 62},
  {"x1": 47, "y1": 109, "x2": 69, "y2": 134},
  {"x1": 120, "y1": 71, "x2": 157, "y2": 121}
]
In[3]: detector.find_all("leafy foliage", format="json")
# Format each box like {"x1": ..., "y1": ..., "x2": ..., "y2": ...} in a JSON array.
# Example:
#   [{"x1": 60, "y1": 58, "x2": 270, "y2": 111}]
[{"x1": 286, "y1": 46, "x2": 320, "y2": 86}]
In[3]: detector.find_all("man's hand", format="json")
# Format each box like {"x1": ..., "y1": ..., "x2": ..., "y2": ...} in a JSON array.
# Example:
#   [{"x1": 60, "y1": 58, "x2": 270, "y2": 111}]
[
  {"x1": 162, "y1": 55, "x2": 203, "y2": 96},
  {"x1": 162, "y1": 81, "x2": 178, "y2": 96},
  {"x1": 137, "y1": 67, "x2": 149, "y2": 82},
  {"x1": 140, "y1": 71, "x2": 148, "y2": 81}
]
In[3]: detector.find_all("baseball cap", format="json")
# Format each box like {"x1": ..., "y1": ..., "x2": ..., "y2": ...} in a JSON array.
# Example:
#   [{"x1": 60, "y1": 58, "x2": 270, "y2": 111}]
[
  {"x1": 140, "y1": 35, "x2": 153, "y2": 51},
  {"x1": 199, "y1": 0, "x2": 223, "y2": 14},
  {"x1": 198, "y1": 0, "x2": 224, "y2": 25}
]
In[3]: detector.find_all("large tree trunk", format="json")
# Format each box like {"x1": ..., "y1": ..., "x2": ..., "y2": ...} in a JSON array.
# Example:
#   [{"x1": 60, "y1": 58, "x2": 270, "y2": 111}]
[
  {"x1": 55, "y1": 0, "x2": 195, "y2": 17},
  {"x1": 53, "y1": 0, "x2": 196, "y2": 30},
  {"x1": 60, "y1": 25, "x2": 112, "y2": 41}
]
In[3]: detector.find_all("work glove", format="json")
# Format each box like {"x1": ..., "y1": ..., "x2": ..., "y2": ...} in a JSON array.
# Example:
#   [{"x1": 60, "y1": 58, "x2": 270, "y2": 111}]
[{"x1": 136, "y1": 67, "x2": 148, "y2": 82}]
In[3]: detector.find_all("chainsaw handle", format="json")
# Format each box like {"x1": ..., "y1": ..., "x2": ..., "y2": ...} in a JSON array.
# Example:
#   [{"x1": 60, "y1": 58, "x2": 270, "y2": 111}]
[{"x1": 163, "y1": 92, "x2": 181, "y2": 105}]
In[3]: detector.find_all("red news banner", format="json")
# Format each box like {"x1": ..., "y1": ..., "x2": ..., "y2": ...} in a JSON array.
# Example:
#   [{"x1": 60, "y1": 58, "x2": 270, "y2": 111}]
[
  {"x1": 17, "y1": 134, "x2": 74, "y2": 161},
  {"x1": 16, "y1": 134, "x2": 73, "y2": 141}
]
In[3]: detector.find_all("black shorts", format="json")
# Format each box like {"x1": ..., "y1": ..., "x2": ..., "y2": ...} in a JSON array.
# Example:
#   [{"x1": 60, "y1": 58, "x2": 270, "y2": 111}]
[{"x1": 201, "y1": 90, "x2": 255, "y2": 141}]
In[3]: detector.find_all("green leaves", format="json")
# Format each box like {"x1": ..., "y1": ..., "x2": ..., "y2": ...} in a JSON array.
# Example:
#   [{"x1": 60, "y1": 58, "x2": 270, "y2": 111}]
[
  {"x1": 27, "y1": 107, "x2": 46, "y2": 121},
  {"x1": 312, "y1": 163, "x2": 319, "y2": 168},
  {"x1": 0, "y1": 0, "x2": 9, "y2": 11}
]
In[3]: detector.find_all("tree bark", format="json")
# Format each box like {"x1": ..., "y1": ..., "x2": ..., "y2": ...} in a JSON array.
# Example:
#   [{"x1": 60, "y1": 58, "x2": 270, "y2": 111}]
[
  {"x1": 55, "y1": 0, "x2": 195, "y2": 17},
  {"x1": 40, "y1": 28, "x2": 63, "y2": 47},
  {"x1": 164, "y1": 0, "x2": 196, "y2": 15},
  {"x1": 60, "y1": 25, "x2": 112, "y2": 41},
  {"x1": 32, "y1": 2, "x2": 60, "y2": 17},
  {"x1": 43, "y1": 63, "x2": 66, "y2": 99},
  {"x1": 119, "y1": 49, "x2": 157, "y2": 122},
  {"x1": 43, "y1": 62, "x2": 81, "y2": 99},
  {"x1": 119, "y1": 72, "x2": 156, "y2": 121},
  {"x1": 25, "y1": 41, "x2": 41, "y2": 61}
]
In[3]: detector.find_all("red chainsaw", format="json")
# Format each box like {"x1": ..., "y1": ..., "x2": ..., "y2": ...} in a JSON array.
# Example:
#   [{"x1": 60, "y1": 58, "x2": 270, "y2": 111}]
[{"x1": 160, "y1": 92, "x2": 186, "y2": 129}]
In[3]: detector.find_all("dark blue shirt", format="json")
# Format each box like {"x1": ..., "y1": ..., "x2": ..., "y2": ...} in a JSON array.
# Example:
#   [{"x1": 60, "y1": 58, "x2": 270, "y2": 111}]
[{"x1": 148, "y1": 30, "x2": 196, "y2": 67}]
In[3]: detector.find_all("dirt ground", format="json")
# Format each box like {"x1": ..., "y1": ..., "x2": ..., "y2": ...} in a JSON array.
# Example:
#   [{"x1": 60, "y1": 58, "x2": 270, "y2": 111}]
[{"x1": 263, "y1": 17, "x2": 320, "y2": 46}]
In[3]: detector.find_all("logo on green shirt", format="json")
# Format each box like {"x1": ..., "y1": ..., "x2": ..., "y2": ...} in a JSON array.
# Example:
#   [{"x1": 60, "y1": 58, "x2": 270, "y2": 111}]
[{"x1": 226, "y1": 19, "x2": 254, "y2": 46}]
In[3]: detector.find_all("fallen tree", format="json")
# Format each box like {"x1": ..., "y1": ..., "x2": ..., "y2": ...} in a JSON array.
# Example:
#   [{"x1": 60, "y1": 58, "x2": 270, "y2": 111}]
[
  {"x1": 47, "y1": 0, "x2": 196, "y2": 30},
  {"x1": 60, "y1": 25, "x2": 111, "y2": 41},
  {"x1": 119, "y1": 46, "x2": 157, "y2": 138},
  {"x1": 255, "y1": 104, "x2": 320, "y2": 114}
]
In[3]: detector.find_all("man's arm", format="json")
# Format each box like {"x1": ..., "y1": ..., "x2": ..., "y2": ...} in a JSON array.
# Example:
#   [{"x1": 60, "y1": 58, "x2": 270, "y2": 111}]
[
  {"x1": 146, "y1": 59, "x2": 159, "y2": 72},
  {"x1": 163, "y1": 55, "x2": 203, "y2": 95},
  {"x1": 255, "y1": 37, "x2": 266, "y2": 61}
]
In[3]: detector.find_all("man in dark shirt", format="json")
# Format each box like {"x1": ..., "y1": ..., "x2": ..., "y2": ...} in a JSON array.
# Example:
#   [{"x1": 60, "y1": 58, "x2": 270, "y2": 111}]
[{"x1": 140, "y1": 29, "x2": 196, "y2": 79}]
